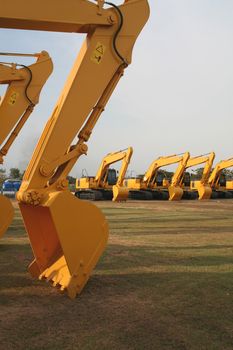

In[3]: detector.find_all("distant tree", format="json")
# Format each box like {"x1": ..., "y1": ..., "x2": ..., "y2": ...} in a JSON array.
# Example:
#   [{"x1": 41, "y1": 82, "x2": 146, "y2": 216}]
[
  {"x1": 9, "y1": 167, "x2": 21, "y2": 179},
  {"x1": 67, "y1": 176, "x2": 76, "y2": 184},
  {"x1": 0, "y1": 168, "x2": 6, "y2": 187},
  {"x1": 222, "y1": 169, "x2": 233, "y2": 180},
  {"x1": 67, "y1": 175, "x2": 76, "y2": 192},
  {"x1": 191, "y1": 167, "x2": 204, "y2": 180},
  {"x1": 20, "y1": 170, "x2": 25, "y2": 180},
  {"x1": 158, "y1": 170, "x2": 174, "y2": 181}
]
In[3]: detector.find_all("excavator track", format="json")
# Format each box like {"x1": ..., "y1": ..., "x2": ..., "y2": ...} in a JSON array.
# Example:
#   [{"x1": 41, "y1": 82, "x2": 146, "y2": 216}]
[
  {"x1": 182, "y1": 191, "x2": 199, "y2": 200},
  {"x1": 129, "y1": 190, "x2": 153, "y2": 200},
  {"x1": 152, "y1": 190, "x2": 169, "y2": 200},
  {"x1": 211, "y1": 191, "x2": 233, "y2": 199},
  {"x1": 75, "y1": 189, "x2": 113, "y2": 201}
]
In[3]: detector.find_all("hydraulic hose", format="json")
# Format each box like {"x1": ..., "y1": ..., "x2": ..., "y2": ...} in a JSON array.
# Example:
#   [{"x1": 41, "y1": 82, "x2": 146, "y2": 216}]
[
  {"x1": 17, "y1": 64, "x2": 34, "y2": 106},
  {"x1": 0, "y1": 60, "x2": 34, "y2": 106},
  {"x1": 104, "y1": 2, "x2": 128, "y2": 66}
]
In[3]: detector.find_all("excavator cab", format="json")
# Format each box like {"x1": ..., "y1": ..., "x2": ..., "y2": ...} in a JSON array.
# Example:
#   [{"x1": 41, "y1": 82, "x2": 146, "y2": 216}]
[{"x1": 107, "y1": 168, "x2": 117, "y2": 186}]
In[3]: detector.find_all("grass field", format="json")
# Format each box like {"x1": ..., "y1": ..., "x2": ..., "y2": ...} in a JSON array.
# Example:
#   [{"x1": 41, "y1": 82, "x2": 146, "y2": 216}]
[{"x1": 0, "y1": 199, "x2": 233, "y2": 350}]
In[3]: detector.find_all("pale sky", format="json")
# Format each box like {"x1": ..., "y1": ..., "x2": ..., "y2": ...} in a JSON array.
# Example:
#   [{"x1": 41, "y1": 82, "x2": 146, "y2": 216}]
[{"x1": 0, "y1": 0, "x2": 233, "y2": 178}]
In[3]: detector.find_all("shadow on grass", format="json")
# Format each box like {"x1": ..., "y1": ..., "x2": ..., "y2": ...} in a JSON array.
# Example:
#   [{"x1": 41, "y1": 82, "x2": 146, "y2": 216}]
[
  {"x1": 97, "y1": 243, "x2": 233, "y2": 270},
  {"x1": 0, "y1": 271, "x2": 232, "y2": 350}
]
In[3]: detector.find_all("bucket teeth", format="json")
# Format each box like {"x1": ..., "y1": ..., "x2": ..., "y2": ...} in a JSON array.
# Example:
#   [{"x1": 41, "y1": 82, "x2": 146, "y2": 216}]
[{"x1": 38, "y1": 256, "x2": 90, "y2": 298}]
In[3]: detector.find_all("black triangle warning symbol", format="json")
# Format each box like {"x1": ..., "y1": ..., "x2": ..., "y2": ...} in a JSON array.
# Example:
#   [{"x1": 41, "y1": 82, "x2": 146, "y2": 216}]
[{"x1": 96, "y1": 45, "x2": 104, "y2": 55}]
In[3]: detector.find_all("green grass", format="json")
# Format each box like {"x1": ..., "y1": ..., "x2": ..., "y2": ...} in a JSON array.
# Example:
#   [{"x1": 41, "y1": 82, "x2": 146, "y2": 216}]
[{"x1": 0, "y1": 200, "x2": 233, "y2": 349}]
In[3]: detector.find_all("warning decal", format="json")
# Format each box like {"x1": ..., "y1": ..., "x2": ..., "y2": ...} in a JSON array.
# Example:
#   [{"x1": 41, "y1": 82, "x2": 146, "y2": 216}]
[
  {"x1": 8, "y1": 91, "x2": 19, "y2": 106},
  {"x1": 91, "y1": 42, "x2": 106, "y2": 64}
]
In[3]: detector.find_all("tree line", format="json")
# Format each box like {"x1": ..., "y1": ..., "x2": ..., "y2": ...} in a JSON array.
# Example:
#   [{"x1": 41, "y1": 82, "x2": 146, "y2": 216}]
[{"x1": 0, "y1": 167, "x2": 77, "y2": 189}]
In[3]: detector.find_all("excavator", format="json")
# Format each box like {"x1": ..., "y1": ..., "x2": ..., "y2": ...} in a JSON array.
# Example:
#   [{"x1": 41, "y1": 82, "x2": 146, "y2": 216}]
[
  {"x1": 207, "y1": 157, "x2": 233, "y2": 199},
  {"x1": 0, "y1": 51, "x2": 53, "y2": 237},
  {"x1": 0, "y1": 0, "x2": 150, "y2": 298},
  {"x1": 125, "y1": 152, "x2": 190, "y2": 200},
  {"x1": 75, "y1": 147, "x2": 133, "y2": 201},
  {"x1": 169, "y1": 152, "x2": 215, "y2": 201}
]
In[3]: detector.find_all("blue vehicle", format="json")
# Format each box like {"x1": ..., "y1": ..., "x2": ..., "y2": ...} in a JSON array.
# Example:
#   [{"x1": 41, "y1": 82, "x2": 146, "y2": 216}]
[{"x1": 1, "y1": 179, "x2": 21, "y2": 197}]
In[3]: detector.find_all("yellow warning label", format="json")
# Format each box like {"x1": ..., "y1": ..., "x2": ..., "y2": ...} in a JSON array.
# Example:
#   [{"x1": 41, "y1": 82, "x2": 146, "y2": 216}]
[
  {"x1": 8, "y1": 91, "x2": 19, "y2": 106},
  {"x1": 91, "y1": 42, "x2": 106, "y2": 64}
]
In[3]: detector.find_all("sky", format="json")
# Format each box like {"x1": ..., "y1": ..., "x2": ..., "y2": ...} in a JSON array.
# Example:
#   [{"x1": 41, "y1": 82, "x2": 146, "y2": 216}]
[{"x1": 0, "y1": 0, "x2": 233, "y2": 178}]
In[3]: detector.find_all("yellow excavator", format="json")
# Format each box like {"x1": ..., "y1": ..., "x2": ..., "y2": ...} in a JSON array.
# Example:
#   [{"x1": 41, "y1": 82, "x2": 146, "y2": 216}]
[
  {"x1": 0, "y1": 51, "x2": 53, "y2": 237},
  {"x1": 75, "y1": 147, "x2": 133, "y2": 201},
  {"x1": 0, "y1": 0, "x2": 150, "y2": 298},
  {"x1": 169, "y1": 152, "x2": 215, "y2": 201},
  {"x1": 207, "y1": 157, "x2": 233, "y2": 199},
  {"x1": 125, "y1": 152, "x2": 190, "y2": 200}
]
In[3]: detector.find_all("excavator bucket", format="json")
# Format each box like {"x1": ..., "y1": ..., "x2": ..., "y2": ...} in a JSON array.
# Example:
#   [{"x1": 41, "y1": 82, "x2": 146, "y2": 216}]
[
  {"x1": 168, "y1": 185, "x2": 184, "y2": 201},
  {"x1": 0, "y1": 194, "x2": 14, "y2": 238},
  {"x1": 19, "y1": 191, "x2": 108, "y2": 299},
  {"x1": 197, "y1": 184, "x2": 212, "y2": 200},
  {"x1": 112, "y1": 185, "x2": 129, "y2": 202}
]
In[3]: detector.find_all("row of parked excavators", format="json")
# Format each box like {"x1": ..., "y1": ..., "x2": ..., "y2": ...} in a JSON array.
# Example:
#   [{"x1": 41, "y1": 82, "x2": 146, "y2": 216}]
[{"x1": 75, "y1": 149, "x2": 233, "y2": 202}]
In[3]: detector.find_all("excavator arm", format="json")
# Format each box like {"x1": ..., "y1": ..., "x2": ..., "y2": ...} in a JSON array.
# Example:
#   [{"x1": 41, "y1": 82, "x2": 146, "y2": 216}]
[
  {"x1": 168, "y1": 152, "x2": 190, "y2": 200},
  {"x1": 143, "y1": 153, "x2": 190, "y2": 189},
  {"x1": 95, "y1": 148, "x2": 133, "y2": 187},
  {"x1": 0, "y1": 0, "x2": 150, "y2": 298},
  {"x1": 111, "y1": 147, "x2": 133, "y2": 201},
  {"x1": 169, "y1": 152, "x2": 215, "y2": 200},
  {"x1": 76, "y1": 147, "x2": 133, "y2": 201},
  {"x1": 125, "y1": 152, "x2": 190, "y2": 201},
  {"x1": 208, "y1": 157, "x2": 233, "y2": 188},
  {"x1": 0, "y1": 51, "x2": 53, "y2": 163},
  {"x1": 0, "y1": 51, "x2": 53, "y2": 237}
]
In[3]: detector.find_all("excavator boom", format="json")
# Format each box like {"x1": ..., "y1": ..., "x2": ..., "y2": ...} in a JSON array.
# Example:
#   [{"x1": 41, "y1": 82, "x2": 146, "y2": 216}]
[
  {"x1": 0, "y1": 51, "x2": 53, "y2": 238},
  {"x1": 0, "y1": 0, "x2": 150, "y2": 298},
  {"x1": 126, "y1": 152, "x2": 190, "y2": 201},
  {"x1": 76, "y1": 147, "x2": 133, "y2": 201},
  {"x1": 0, "y1": 51, "x2": 53, "y2": 163},
  {"x1": 111, "y1": 147, "x2": 133, "y2": 201},
  {"x1": 208, "y1": 157, "x2": 233, "y2": 188},
  {"x1": 169, "y1": 152, "x2": 215, "y2": 200},
  {"x1": 168, "y1": 152, "x2": 190, "y2": 201},
  {"x1": 206, "y1": 157, "x2": 233, "y2": 198},
  {"x1": 143, "y1": 154, "x2": 179, "y2": 188}
]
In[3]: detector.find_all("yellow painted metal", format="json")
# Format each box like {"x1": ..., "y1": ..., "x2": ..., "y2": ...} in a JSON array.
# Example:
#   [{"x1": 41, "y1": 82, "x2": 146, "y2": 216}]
[
  {"x1": 168, "y1": 152, "x2": 190, "y2": 200},
  {"x1": 126, "y1": 153, "x2": 190, "y2": 199},
  {"x1": 226, "y1": 181, "x2": 233, "y2": 190},
  {"x1": 0, "y1": 195, "x2": 14, "y2": 238},
  {"x1": 189, "y1": 152, "x2": 215, "y2": 200},
  {"x1": 0, "y1": 0, "x2": 150, "y2": 298},
  {"x1": 169, "y1": 152, "x2": 215, "y2": 201},
  {"x1": 192, "y1": 180, "x2": 212, "y2": 200},
  {"x1": 112, "y1": 185, "x2": 129, "y2": 202},
  {"x1": 0, "y1": 51, "x2": 53, "y2": 236},
  {"x1": 0, "y1": 51, "x2": 53, "y2": 162},
  {"x1": 20, "y1": 191, "x2": 108, "y2": 298},
  {"x1": 206, "y1": 157, "x2": 233, "y2": 198},
  {"x1": 112, "y1": 146, "x2": 133, "y2": 201},
  {"x1": 76, "y1": 147, "x2": 133, "y2": 201}
]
